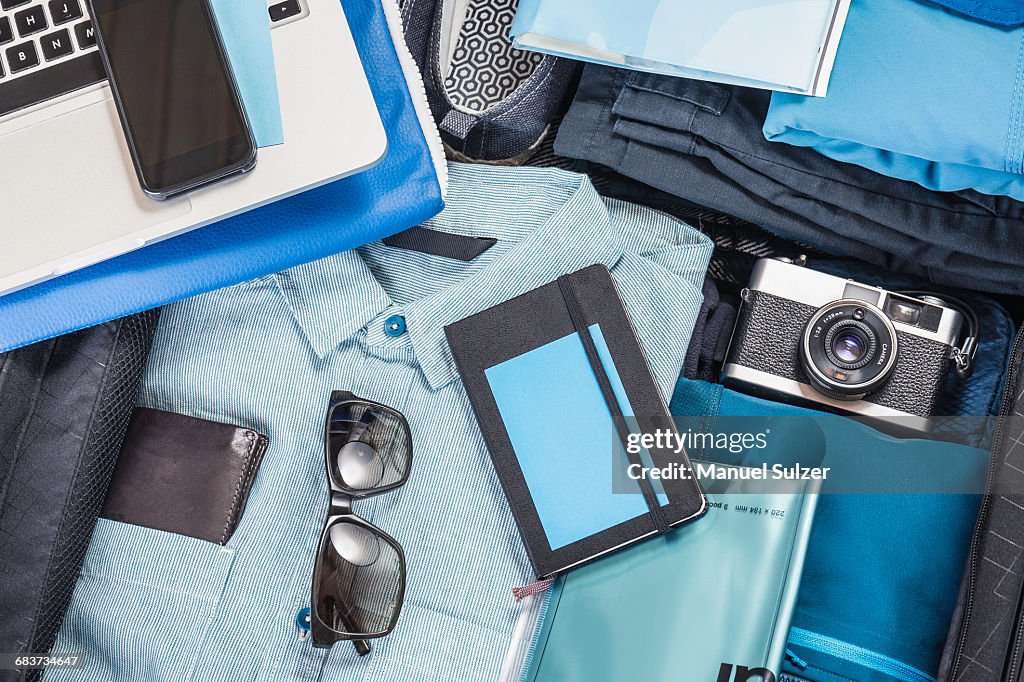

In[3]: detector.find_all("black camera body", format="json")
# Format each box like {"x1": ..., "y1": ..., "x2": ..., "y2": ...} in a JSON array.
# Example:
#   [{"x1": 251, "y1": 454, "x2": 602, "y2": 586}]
[{"x1": 722, "y1": 259, "x2": 964, "y2": 430}]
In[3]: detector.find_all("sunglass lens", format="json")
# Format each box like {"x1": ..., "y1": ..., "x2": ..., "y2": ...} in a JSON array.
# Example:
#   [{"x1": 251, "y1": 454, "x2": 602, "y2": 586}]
[
  {"x1": 337, "y1": 441, "x2": 383, "y2": 490},
  {"x1": 328, "y1": 403, "x2": 411, "y2": 492},
  {"x1": 313, "y1": 519, "x2": 404, "y2": 638}
]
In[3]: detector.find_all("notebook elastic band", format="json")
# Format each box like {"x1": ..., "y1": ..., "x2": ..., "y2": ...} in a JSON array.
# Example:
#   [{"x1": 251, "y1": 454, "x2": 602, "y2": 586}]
[{"x1": 556, "y1": 275, "x2": 670, "y2": 535}]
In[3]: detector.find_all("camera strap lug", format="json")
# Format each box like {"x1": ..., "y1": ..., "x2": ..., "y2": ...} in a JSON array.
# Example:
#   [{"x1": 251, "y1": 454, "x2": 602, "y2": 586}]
[{"x1": 952, "y1": 336, "x2": 977, "y2": 380}]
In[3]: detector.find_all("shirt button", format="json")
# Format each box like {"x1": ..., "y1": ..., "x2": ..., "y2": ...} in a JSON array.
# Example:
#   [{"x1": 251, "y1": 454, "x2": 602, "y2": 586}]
[
  {"x1": 385, "y1": 315, "x2": 407, "y2": 337},
  {"x1": 296, "y1": 607, "x2": 311, "y2": 632}
]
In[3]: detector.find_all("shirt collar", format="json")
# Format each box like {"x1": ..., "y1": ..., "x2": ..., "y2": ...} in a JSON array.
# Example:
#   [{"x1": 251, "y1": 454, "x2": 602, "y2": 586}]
[
  {"x1": 273, "y1": 164, "x2": 692, "y2": 391},
  {"x1": 402, "y1": 167, "x2": 627, "y2": 389},
  {"x1": 273, "y1": 250, "x2": 392, "y2": 359}
]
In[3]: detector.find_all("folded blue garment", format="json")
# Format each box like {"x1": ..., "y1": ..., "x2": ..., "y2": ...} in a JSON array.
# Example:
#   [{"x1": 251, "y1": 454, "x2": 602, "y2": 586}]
[
  {"x1": 670, "y1": 379, "x2": 988, "y2": 681},
  {"x1": 764, "y1": 0, "x2": 1024, "y2": 200},
  {"x1": 918, "y1": 0, "x2": 1024, "y2": 26}
]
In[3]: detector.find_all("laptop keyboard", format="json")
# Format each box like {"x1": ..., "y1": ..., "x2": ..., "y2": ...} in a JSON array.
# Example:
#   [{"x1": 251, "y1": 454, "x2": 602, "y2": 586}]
[
  {"x1": 0, "y1": 0, "x2": 306, "y2": 121},
  {"x1": 0, "y1": 0, "x2": 103, "y2": 118}
]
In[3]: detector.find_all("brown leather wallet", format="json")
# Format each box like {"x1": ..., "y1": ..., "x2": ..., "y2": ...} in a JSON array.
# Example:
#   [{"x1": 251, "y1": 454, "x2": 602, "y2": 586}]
[{"x1": 101, "y1": 408, "x2": 269, "y2": 545}]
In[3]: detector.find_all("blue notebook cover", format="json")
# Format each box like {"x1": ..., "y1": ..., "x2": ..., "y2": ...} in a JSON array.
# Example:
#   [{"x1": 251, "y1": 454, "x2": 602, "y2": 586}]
[{"x1": 444, "y1": 265, "x2": 705, "y2": 578}]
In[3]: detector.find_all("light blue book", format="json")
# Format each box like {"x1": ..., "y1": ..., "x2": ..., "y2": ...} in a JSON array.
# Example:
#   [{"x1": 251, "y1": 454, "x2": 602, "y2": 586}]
[{"x1": 510, "y1": 0, "x2": 851, "y2": 96}]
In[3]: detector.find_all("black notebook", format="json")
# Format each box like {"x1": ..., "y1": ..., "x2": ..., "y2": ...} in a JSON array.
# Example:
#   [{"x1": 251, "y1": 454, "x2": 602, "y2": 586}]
[{"x1": 444, "y1": 265, "x2": 706, "y2": 578}]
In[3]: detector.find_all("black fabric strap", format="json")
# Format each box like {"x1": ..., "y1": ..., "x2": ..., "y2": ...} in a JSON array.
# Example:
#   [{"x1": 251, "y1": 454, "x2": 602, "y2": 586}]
[
  {"x1": 383, "y1": 226, "x2": 496, "y2": 262},
  {"x1": 556, "y1": 275, "x2": 670, "y2": 535}
]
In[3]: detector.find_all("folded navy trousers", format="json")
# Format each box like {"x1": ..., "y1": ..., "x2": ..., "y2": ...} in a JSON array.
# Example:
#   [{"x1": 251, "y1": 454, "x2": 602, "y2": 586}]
[{"x1": 554, "y1": 65, "x2": 1024, "y2": 295}]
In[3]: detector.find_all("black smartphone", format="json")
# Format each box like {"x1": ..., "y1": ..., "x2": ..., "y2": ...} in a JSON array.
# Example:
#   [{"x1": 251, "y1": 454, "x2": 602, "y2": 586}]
[{"x1": 87, "y1": 0, "x2": 257, "y2": 200}]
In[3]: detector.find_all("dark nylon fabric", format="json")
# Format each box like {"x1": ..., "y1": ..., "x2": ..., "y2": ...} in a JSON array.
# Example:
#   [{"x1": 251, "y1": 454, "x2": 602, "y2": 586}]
[
  {"x1": 0, "y1": 311, "x2": 158, "y2": 682},
  {"x1": 555, "y1": 65, "x2": 1024, "y2": 295},
  {"x1": 941, "y1": 329, "x2": 1024, "y2": 682}
]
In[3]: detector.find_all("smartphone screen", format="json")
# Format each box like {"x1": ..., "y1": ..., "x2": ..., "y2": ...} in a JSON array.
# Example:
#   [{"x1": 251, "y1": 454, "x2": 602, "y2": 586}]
[{"x1": 90, "y1": 0, "x2": 255, "y2": 197}]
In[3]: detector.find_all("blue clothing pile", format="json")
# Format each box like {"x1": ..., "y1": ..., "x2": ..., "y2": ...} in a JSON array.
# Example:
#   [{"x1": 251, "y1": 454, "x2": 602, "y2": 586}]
[{"x1": 766, "y1": 0, "x2": 1024, "y2": 201}]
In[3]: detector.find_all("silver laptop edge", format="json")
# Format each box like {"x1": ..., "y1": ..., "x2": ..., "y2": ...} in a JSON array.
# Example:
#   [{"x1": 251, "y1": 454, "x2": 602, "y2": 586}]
[{"x1": 0, "y1": 0, "x2": 387, "y2": 296}]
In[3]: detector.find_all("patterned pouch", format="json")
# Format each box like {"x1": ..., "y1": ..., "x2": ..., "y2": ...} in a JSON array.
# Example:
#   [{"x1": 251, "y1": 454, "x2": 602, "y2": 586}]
[{"x1": 401, "y1": 0, "x2": 577, "y2": 162}]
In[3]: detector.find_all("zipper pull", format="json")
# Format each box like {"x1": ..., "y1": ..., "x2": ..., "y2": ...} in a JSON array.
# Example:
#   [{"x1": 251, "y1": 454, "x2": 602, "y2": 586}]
[
  {"x1": 511, "y1": 577, "x2": 556, "y2": 601},
  {"x1": 785, "y1": 648, "x2": 808, "y2": 671}
]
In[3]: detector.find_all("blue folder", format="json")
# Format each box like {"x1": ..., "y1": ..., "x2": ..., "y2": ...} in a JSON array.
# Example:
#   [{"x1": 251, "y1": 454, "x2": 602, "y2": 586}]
[{"x1": 0, "y1": 0, "x2": 444, "y2": 353}]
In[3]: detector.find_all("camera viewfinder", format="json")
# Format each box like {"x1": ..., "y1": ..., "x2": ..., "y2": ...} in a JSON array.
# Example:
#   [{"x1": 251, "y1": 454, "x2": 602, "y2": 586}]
[{"x1": 886, "y1": 297, "x2": 923, "y2": 326}]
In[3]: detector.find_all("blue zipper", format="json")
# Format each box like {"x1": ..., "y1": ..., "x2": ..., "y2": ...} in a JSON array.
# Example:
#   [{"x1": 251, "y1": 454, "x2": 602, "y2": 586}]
[
  {"x1": 788, "y1": 628, "x2": 935, "y2": 682},
  {"x1": 785, "y1": 648, "x2": 808, "y2": 671}
]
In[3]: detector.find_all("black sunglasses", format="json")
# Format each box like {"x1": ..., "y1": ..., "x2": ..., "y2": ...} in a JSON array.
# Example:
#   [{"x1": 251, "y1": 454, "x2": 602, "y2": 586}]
[{"x1": 310, "y1": 391, "x2": 412, "y2": 654}]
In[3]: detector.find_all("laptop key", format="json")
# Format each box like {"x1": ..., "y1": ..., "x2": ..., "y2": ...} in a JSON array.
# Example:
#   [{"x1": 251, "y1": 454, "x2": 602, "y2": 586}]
[
  {"x1": 0, "y1": 17, "x2": 13, "y2": 45},
  {"x1": 48, "y1": 0, "x2": 82, "y2": 24},
  {"x1": 40, "y1": 28, "x2": 72, "y2": 61},
  {"x1": 6, "y1": 40, "x2": 39, "y2": 73},
  {"x1": 269, "y1": 0, "x2": 301, "y2": 22},
  {"x1": 73, "y1": 18, "x2": 93, "y2": 47},
  {"x1": 14, "y1": 5, "x2": 47, "y2": 37},
  {"x1": 0, "y1": 50, "x2": 103, "y2": 117},
  {"x1": 0, "y1": 0, "x2": 30, "y2": 9}
]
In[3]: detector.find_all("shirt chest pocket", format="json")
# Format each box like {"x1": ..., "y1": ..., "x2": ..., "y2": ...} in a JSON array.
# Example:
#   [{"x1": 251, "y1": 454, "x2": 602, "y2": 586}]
[{"x1": 46, "y1": 519, "x2": 235, "y2": 682}]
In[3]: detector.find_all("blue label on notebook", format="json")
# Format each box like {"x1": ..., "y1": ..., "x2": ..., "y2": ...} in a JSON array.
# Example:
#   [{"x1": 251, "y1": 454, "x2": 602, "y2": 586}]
[{"x1": 485, "y1": 324, "x2": 663, "y2": 550}]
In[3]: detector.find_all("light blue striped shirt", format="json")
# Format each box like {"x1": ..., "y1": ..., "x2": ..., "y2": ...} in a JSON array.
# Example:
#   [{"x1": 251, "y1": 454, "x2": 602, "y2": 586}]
[{"x1": 47, "y1": 164, "x2": 713, "y2": 682}]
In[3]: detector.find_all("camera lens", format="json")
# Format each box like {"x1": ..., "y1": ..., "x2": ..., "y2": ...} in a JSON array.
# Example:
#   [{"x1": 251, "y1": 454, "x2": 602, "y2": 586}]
[
  {"x1": 832, "y1": 331, "x2": 866, "y2": 364},
  {"x1": 800, "y1": 300, "x2": 898, "y2": 400},
  {"x1": 823, "y1": 320, "x2": 876, "y2": 371}
]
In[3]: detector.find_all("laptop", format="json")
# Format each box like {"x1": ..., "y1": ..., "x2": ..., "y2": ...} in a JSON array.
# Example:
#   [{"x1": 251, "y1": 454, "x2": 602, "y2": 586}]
[{"x1": 0, "y1": 0, "x2": 387, "y2": 296}]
